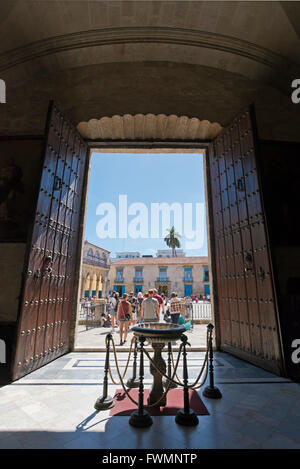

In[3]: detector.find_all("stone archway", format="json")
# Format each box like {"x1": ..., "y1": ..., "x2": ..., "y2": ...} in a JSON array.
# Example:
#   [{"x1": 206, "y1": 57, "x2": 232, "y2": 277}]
[
  {"x1": 73, "y1": 105, "x2": 285, "y2": 377},
  {"x1": 81, "y1": 272, "x2": 91, "y2": 298},
  {"x1": 77, "y1": 113, "x2": 223, "y2": 140},
  {"x1": 75, "y1": 113, "x2": 219, "y2": 350},
  {"x1": 80, "y1": 270, "x2": 106, "y2": 300}
]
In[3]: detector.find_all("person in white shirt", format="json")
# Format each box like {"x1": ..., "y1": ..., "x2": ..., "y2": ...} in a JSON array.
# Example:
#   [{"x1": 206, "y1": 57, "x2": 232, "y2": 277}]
[
  {"x1": 108, "y1": 291, "x2": 119, "y2": 330},
  {"x1": 141, "y1": 289, "x2": 160, "y2": 323}
]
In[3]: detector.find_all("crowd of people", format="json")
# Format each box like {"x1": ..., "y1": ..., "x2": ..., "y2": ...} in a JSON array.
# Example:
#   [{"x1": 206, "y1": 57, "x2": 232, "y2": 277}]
[
  {"x1": 106, "y1": 289, "x2": 172, "y2": 345},
  {"x1": 104, "y1": 289, "x2": 210, "y2": 346},
  {"x1": 79, "y1": 290, "x2": 210, "y2": 346}
]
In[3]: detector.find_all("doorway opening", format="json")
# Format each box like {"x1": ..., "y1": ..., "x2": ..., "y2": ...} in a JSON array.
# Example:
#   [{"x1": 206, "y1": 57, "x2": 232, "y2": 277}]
[
  {"x1": 13, "y1": 104, "x2": 286, "y2": 382},
  {"x1": 12, "y1": 103, "x2": 288, "y2": 379},
  {"x1": 73, "y1": 147, "x2": 216, "y2": 351}
]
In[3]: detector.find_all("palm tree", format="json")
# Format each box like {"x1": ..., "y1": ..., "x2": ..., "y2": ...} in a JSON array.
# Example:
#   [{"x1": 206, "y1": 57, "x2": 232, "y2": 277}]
[{"x1": 164, "y1": 226, "x2": 181, "y2": 257}]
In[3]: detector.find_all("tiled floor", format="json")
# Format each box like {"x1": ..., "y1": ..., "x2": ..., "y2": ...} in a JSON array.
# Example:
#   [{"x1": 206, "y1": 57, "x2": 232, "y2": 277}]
[{"x1": 0, "y1": 349, "x2": 299, "y2": 449}]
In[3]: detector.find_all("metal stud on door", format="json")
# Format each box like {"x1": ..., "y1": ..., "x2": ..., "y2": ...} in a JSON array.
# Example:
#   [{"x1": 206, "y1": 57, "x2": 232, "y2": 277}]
[
  {"x1": 13, "y1": 102, "x2": 88, "y2": 380},
  {"x1": 208, "y1": 106, "x2": 284, "y2": 375}
]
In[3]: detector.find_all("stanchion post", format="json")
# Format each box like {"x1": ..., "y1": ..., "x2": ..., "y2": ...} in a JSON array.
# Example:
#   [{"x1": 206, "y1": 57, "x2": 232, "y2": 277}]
[
  {"x1": 203, "y1": 323, "x2": 222, "y2": 399},
  {"x1": 175, "y1": 334, "x2": 199, "y2": 426},
  {"x1": 163, "y1": 342, "x2": 177, "y2": 389},
  {"x1": 94, "y1": 333, "x2": 115, "y2": 410},
  {"x1": 127, "y1": 337, "x2": 139, "y2": 388},
  {"x1": 129, "y1": 335, "x2": 153, "y2": 428}
]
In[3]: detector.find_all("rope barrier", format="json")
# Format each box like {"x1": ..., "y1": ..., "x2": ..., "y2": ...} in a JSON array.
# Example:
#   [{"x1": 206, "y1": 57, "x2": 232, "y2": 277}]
[
  {"x1": 143, "y1": 328, "x2": 210, "y2": 390},
  {"x1": 110, "y1": 335, "x2": 140, "y2": 406},
  {"x1": 108, "y1": 335, "x2": 184, "y2": 408},
  {"x1": 108, "y1": 335, "x2": 135, "y2": 385},
  {"x1": 143, "y1": 348, "x2": 208, "y2": 390},
  {"x1": 105, "y1": 325, "x2": 213, "y2": 409},
  {"x1": 188, "y1": 327, "x2": 210, "y2": 389},
  {"x1": 170, "y1": 326, "x2": 210, "y2": 389}
]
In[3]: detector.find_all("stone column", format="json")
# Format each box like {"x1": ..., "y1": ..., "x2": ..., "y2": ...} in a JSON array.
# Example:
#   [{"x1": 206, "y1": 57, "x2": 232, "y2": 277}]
[
  {"x1": 88, "y1": 276, "x2": 93, "y2": 297},
  {"x1": 96, "y1": 276, "x2": 100, "y2": 299},
  {"x1": 148, "y1": 342, "x2": 167, "y2": 407},
  {"x1": 104, "y1": 270, "x2": 109, "y2": 296},
  {"x1": 80, "y1": 274, "x2": 86, "y2": 298}
]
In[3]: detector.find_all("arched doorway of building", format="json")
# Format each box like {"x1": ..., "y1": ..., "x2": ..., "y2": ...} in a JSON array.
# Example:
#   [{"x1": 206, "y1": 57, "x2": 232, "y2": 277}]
[
  {"x1": 158, "y1": 286, "x2": 169, "y2": 297},
  {"x1": 83, "y1": 273, "x2": 91, "y2": 298},
  {"x1": 11, "y1": 102, "x2": 285, "y2": 381}
]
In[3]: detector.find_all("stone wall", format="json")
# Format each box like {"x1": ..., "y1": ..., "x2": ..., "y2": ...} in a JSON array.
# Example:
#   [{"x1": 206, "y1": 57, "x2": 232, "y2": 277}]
[
  {"x1": 0, "y1": 137, "x2": 43, "y2": 377},
  {"x1": 0, "y1": 138, "x2": 43, "y2": 321},
  {"x1": 0, "y1": 138, "x2": 43, "y2": 382},
  {"x1": 0, "y1": 244, "x2": 26, "y2": 323},
  {"x1": 2, "y1": 61, "x2": 300, "y2": 142}
]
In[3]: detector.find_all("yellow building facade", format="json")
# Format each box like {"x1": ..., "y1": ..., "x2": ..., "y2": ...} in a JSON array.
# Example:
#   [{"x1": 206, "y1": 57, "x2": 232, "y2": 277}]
[
  {"x1": 80, "y1": 241, "x2": 110, "y2": 299},
  {"x1": 107, "y1": 256, "x2": 210, "y2": 298}
]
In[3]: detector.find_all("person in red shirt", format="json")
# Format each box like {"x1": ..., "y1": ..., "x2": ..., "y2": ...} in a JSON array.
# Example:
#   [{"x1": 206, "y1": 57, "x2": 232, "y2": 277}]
[
  {"x1": 153, "y1": 288, "x2": 165, "y2": 321},
  {"x1": 117, "y1": 293, "x2": 132, "y2": 345}
]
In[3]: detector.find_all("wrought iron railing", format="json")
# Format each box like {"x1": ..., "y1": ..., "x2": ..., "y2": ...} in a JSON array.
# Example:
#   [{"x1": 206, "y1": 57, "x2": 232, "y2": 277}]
[
  {"x1": 191, "y1": 302, "x2": 212, "y2": 320},
  {"x1": 78, "y1": 302, "x2": 106, "y2": 330},
  {"x1": 83, "y1": 257, "x2": 109, "y2": 268},
  {"x1": 114, "y1": 277, "x2": 124, "y2": 283},
  {"x1": 133, "y1": 277, "x2": 143, "y2": 283},
  {"x1": 182, "y1": 301, "x2": 212, "y2": 329},
  {"x1": 183, "y1": 277, "x2": 193, "y2": 283}
]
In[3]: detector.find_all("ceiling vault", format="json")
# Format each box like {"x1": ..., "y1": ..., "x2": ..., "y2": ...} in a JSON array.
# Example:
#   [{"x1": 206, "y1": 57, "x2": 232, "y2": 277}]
[{"x1": 0, "y1": 26, "x2": 297, "y2": 77}]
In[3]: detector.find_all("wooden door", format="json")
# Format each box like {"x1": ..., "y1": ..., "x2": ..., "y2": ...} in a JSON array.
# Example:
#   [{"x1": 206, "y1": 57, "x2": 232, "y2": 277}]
[
  {"x1": 12, "y1": 102, "x2": 88, "y2": 380},
  {"x1": 208, "y1": 106, "x2": 284, "y2": 375}
]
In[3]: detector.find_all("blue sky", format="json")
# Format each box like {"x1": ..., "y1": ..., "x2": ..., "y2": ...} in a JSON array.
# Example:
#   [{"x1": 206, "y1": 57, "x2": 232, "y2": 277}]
[{"x1": 85, "y1": 152, "x2": 208, "y2": 257}]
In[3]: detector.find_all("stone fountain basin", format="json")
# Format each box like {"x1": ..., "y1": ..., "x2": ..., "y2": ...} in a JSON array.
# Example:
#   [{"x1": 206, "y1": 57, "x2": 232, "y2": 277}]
[{"x1": 131, "y1": 322, "x2": 186, "y2": 343}]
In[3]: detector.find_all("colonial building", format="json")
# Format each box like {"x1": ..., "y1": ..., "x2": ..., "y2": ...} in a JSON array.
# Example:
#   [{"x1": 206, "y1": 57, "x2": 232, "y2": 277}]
[
  {"x1": 107, "y1": 256, "x2": 210, "y2": 297},
  {"x1": 80, "y1": 241, "x2": 110, "y2": 299}
]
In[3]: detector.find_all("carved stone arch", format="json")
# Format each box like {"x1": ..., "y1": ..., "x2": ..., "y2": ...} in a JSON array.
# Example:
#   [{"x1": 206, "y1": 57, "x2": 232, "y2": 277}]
[
  {"x1": 80, "y1": 270, "x2": 92, "y2": 298},
  {"x1": 86, "y1": 249, "x2": 94, "y2": 267},
  {"x1": 101, "y1": 252, "x2": 107, "y2": 263},
  {"x1": 77, "y1": 114, "x2": 223, "y2": 140},
  {"x1": 85, "y1": 271, "x2": 91, "y2": 281}
]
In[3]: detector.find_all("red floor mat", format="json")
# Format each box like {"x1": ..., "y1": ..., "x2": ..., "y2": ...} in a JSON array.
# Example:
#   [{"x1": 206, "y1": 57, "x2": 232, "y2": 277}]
[{"x1": 109, "y1": 388, "x2": 209, "y2": 416}]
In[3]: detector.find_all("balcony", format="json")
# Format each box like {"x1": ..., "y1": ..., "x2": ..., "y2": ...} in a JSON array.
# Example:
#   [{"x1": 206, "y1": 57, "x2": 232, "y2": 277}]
[
  {"x1": 184, "y1": 277, "x2": 193, "y2": 283},
  {"x1": 133, "y1": 277, "x2": 143, "y2": 283},
  {"x1": 83, "y1": 257, "x2": 109, "y2": 268},
  {"x1": 156, "y1": 277, "x2": 170, "y2": 283},
  {"x1": 114, "y1": 277, "x2": 124, "y2": 283}
]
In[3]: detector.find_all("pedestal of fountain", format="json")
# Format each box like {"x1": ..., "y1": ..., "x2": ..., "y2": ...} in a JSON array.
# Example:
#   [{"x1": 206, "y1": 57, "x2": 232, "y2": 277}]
[{"x1": 132, "y1": 323, "x2": 186, "y2": 407}]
